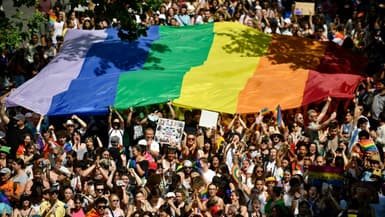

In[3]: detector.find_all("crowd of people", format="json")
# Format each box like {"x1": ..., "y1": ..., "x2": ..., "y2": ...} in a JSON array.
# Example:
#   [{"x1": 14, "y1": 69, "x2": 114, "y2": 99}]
[{"x1": 0, "y1": 0, "x2": 385, "y2": 217}]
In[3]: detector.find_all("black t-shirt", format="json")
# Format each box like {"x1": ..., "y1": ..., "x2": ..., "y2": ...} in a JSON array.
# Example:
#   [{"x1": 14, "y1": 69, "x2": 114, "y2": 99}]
[
  {"x1": 127, "y1": 124, "x2": 144, "y2": 146},
  {"x1": 129, "y1": 159, "x2": 149, "y2": 178},
  {"x1": 6, "y1": 120, "x2": 32, "y2": 154}
]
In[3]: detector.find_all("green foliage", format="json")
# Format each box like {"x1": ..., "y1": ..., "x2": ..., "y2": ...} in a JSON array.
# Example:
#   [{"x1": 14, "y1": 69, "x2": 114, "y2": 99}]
[
  {"x1": 7, "y1": 0, "x2": 163, "y2": 46},
  {"x1": 68, "y1": 0, "x2": 149, "y2": 42},
  {"x1": 27, "y1": 11, "x2": 47, "y2": 35},
  {"x1": 0, "y1": 8, "x2": 47, "y2": 51},
  {"x1": 0, "y1": 10, "x2": 25, "y2": 50}
]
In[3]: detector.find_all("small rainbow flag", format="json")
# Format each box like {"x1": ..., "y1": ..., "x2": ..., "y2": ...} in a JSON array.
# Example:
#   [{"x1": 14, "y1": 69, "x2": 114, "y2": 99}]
[
  {"x1": 308, "y1": 165, "x2": 344, "y2": 187},
  {"x1": 49, "y1": 13, "x2": 57, "y2": 26},
  {"x1": 231, "y1": 165, "x2": 241, "y2": 183},
  {"x1": 260, "y1": 107, "x2": 270, "y2": 116},
  {"x1": 200, "y1": 188, "x2": 209, "y2": 201},
  {"x1": 359, "y1": 139, "x2": 378, "y2": 152},
  {"x1": 292, "y1": 162, "x2": 304, "y2": 174}
]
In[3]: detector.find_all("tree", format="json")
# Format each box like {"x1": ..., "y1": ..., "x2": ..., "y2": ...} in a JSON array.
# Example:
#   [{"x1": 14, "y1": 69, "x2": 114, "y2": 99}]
[
  {"x1": 0, "y1": 9, "x2": 46, "y2": 51},
  {"x1": 68, "y1": 0, "x2": 163, "y2": 41},
  {"x1": 1, "y1": 0, "x2": 163, "y2": 51},
  {"x1": 11, "y1": 0, "x2": 164, "y2": 42}
]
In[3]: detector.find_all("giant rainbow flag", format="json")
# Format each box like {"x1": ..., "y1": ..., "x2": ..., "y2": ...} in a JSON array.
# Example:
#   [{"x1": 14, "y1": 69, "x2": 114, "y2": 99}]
[{"x1": 6, "y1": 22, "x2": 366, "y2": 115}]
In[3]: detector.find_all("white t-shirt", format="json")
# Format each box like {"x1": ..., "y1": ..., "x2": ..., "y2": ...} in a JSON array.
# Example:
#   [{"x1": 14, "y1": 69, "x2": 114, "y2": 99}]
[
  {"x1": 138, "y1": 139, "x2": 160, "y2": 153},
  {"x1": 202, "y1": 169, "x2": 216, "y2": 184},
  {"x1": 108, "y1": 128, "x2": 124, "y2": 148},
  {"x1": 52, "y1": 21, "x2": 64, "y2": 44}
]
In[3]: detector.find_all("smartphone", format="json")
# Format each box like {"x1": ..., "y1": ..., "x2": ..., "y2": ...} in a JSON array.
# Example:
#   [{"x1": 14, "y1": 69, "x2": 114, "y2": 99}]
[{"x1": 116, "y1": 180, "x2": 124, "y2": 187}]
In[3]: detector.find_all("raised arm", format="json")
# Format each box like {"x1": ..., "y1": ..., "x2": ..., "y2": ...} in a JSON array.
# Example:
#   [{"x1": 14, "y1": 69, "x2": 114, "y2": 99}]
[
  {"x1": 36, "y1": 115, "x2": 45, "y2": 133},
  {"x1": 108, "y1": 106, "x2": 113, "y2": 129},
  {"x1": 72, "y1": 114, "x2": 87, "y2": 130},
  {"x1": 317, "y1": 97, "x2": 332, "y2": 124},
  {"x1": 319, "y1": 112, "x2": 337, "y2": 129},
  {"x1": 126, "y1": 107, "x2": 133, "y2": 127},
  {"x1": 95, "y1": 136, "x2": 104, "y2": 148},
  {"x1": 167, "y1": 100, "x2": 176, "y2": 119},
  {"x1": 238, "y1": 115, "x2": 247, "y2": 129},
  {"x1": 0, "y1": 101, "x2": 9, "y2": 125},
  {"x1": 227, "y1": 114, "x2": 238, "y2": 130},
  {"x1": 114, "y1": 108, "x2": 125, "y2": 130},
  {"x1": 309, "y1": 13, "x2": 313, "y2": 30}
]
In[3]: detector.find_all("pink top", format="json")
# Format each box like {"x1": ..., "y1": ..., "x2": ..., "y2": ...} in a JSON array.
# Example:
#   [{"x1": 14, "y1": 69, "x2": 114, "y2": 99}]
[{"x1": 72, "y1": 209, "x2": 86, "y2": 217}]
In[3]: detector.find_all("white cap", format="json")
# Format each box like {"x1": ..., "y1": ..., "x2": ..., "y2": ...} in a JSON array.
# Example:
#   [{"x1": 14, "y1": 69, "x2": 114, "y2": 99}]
[
  {"x1": 25, "y1": 112, "x2": 33, "y2": 118},
  {"x1": 0, "y1": 167, "x2": 11, "y2": 174},
  {"x1": 58, "y1": 166, "x2": 71, "y2": 176},
  {"x1": 138, "y1": 140, "x2": 147, "y2": 146},
  {"x1": 183, "y1": 160, "x2": 193, "y2": 167},
  {"x1": 166, "y1": 192, "x2": 175, "y2": 198},
  {"x1": 65, "y1": 119, "x2": 75, "y2": 126},
  {"x1": 159, "y1": 14, "x2": 166, "y2": 20}
]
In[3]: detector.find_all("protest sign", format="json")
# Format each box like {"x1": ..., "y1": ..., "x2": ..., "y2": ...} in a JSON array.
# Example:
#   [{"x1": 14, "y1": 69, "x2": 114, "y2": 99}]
[
  {"x1": 295, "y1": 2, "x2": 315, "y2": 15},
  {"x1": 199, "y1": 110, "x2": 219, "y2": 128},
  {"x1": 155, "y1": 118, "x2": 185, "y2": 145}
]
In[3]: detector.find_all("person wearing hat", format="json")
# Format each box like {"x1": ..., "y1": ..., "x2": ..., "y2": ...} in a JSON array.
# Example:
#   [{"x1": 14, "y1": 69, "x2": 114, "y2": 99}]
[
  {"x1": 177, "y1": 160, "x2": 199, "y2": 191},
  {"x1": 281, "y1": 17, "x2": 293, "y2": 36},
  {"x1": 108, "y1": 136, "x2": 124, "y2": 169},
  {"x1": 40, "y1": 186, "x2": 66, "y2": 217},
  {"x1": 0, "y1": 146, "x2": 10, "y2": 168},
  {"x1": 137, "y1": 127, "x2": 160, "y2": 160},
  {"x1": 270, "y1": 128, "x2": 284, "y2": 150},
  {"x1": 361, "y1": 154, "x2": 383, "y2": 182},
  {"x1": 0, "y1": 167, "x2": 22, "y2": 202},
  {"x1": 64, "y1": 114, "x2": 87, "y2": 137},
  {"x1": 164, "y1": 191, "x2": 181, "y2": 216},
  {"x1": 0, "y1": 103, "x2": 33, "y2": 156},
  {"x1": 265, "y1": 176, "x2": 278, "y2": 195}
]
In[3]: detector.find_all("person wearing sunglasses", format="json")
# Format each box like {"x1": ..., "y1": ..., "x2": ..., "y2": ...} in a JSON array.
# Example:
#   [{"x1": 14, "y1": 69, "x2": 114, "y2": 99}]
[
  {"x1": 86, "y1": 197, "x2": 109, "y2": 217},
  {"x1": 40, "y1": 186, "x2": 66, "y2": 217}
]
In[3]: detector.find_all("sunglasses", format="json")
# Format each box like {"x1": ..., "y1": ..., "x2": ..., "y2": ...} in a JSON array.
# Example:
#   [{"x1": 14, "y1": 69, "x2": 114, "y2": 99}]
[{"x1": 98, "y1": 205, "x2": 107, "y2": 209}]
